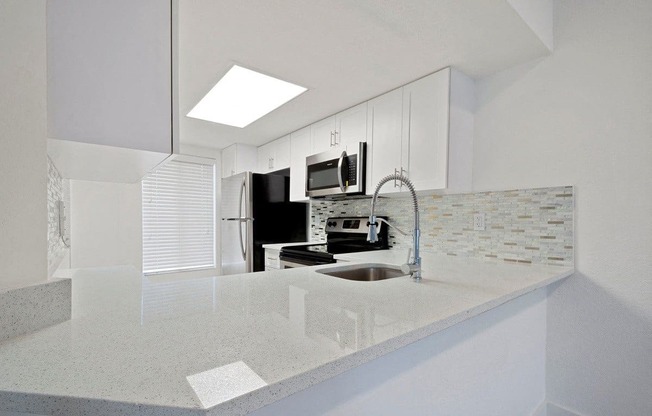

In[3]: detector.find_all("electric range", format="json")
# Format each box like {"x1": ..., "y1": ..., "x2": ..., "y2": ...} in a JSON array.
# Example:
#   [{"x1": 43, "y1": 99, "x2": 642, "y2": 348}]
[{"x1": 279, "y1": 216, "x2": 389, "y2": 268}]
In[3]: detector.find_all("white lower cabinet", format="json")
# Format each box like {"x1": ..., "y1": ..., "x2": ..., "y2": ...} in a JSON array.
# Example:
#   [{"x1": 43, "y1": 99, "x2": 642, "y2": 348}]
[
  {"x1": 264, "y1": 248, "x2": 281, "y2": 271},
  {"x1": 367, "y1": 67, "x2": 473, "y2": 195}
]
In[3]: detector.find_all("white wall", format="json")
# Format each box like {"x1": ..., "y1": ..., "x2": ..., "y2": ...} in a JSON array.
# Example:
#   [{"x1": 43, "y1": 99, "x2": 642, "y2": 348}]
[
  {"x1": 0, "y1": 0, "x2": 47, "y2": 289},
  {"x1": 506, "y1": 0, "x2": 553, "y2": 50},
  {"x1": 66, "y1": 145, "x2": 221, "y2": 275},
  {"x1": 69, "y1": 180, "x2": 142, "y2": 270},
  {"x1": 473, "y1": 1, "x2": 652, "y2": 415}
]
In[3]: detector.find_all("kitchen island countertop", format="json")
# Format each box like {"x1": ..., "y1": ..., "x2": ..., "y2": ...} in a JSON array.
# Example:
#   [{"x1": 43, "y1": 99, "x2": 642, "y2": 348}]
[{"x1": 0, "y1": 252, "x2": 573, "y2": 415}]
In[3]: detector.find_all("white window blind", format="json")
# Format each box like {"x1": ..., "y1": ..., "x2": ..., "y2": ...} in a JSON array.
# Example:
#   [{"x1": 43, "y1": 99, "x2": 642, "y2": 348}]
[{"x1": 142, "y1": 158, "x2": 215, "y2": 274}]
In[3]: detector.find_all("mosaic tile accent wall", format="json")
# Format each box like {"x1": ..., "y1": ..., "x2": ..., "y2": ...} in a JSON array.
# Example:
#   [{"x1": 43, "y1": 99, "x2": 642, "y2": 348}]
[
  {"x1": 47, "y1": 156, "x2": 70, "y2": 276},
  {"x1": 310, "y1": 186, "x2": 574, "y2": 267}
]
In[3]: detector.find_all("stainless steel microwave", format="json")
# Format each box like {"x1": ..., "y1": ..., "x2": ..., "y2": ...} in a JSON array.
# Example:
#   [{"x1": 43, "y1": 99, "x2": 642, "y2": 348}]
[{"x1": 305, "y1": 142, "x2": 366, "y2": 198}]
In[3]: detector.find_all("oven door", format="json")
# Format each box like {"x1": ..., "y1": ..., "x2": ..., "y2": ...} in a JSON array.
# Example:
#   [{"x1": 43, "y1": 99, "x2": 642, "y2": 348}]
[
  {"x1": 279, "y1": 251, "x2": 336, "y2": 269},
  {"x1": 305, "y1": 142, "x2": 365, "y2": 197},
  {"x1": 279, "y1": 259, "x2": 312, "y2": 269}
]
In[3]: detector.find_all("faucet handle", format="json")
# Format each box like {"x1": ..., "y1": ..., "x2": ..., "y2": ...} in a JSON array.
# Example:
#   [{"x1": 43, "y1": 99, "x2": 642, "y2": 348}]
[
  {"x1": 400, "y1": 261, "x2": 421, "y2": 278},
  {"x1": 400, "y1": 248, "x2": 413, "y2": 275}
]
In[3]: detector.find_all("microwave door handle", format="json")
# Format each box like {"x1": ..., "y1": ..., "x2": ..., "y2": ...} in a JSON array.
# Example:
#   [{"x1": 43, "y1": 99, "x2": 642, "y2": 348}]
[{"x1": 337, "y1": 150, "x2": 348, "y2": 192}]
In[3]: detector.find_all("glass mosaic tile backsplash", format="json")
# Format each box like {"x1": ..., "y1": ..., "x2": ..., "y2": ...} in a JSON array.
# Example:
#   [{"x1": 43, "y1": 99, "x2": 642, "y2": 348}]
[
  {"x1": 47, "y1": 156, "x2": 69, "y2": 276},
  {"x1": 310, "y1": 186, "x2": 574, "y2": 267}
]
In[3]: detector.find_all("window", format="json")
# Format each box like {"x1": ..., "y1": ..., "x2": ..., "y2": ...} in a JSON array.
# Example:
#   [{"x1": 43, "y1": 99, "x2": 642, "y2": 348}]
[{"x1": 142, "y1": 157, "x2": 215, "y2": 274}]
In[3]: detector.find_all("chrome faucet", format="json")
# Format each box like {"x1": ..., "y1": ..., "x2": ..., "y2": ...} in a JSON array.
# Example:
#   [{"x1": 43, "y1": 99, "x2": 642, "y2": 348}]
[{"x1": 367, "y1": 173, "x2": 421, "y2": 280}]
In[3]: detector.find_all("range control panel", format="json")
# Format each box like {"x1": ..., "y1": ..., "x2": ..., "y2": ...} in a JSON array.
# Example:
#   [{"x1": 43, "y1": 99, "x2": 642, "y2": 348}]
[{"x1": 325, "y1": 216, "x2": 385, "y2": 234}]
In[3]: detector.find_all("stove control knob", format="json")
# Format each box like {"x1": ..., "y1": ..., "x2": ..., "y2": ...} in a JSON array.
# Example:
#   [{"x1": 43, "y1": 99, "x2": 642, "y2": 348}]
[{"x1": 327, "y1": 221, "x2": 337, "y2": 228}]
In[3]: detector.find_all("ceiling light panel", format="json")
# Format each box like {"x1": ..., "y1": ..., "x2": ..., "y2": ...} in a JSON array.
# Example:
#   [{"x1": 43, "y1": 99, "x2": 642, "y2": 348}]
[{"x1": 187, "y1": 65, "x2": 307, "y2": 128}]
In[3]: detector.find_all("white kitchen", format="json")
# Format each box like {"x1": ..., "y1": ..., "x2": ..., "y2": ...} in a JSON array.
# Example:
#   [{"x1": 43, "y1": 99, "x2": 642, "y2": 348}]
[{"x1": 1, "y1": 1, "x2": 650, "y2": 416}]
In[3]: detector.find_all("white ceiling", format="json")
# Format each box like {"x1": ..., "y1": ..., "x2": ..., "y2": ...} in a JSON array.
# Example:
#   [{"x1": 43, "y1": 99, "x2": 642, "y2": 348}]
[{"x1": 178, "y1": 0, "x2": 550, "y2": 150}]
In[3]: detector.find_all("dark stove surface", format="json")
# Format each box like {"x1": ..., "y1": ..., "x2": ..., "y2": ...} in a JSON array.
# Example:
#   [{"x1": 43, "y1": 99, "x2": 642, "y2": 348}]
[
  {"x1": 279, "y1": 243, "x2": 333, "y2": 265},
  {"x1": 279, "y1": 216, "x2": 389, "y2": 266},
  {"x1": 301, "y1": 244, "x2": 330, "y2": 254},
  {"x1": 281, "y1": 243, "x2": 328, "y2": 254}
]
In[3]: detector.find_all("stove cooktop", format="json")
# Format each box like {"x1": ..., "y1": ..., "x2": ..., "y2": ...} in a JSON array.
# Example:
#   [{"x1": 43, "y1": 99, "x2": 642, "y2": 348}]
[{"x1": 279, "y1": 216, "x2": 389, "y2": 266}]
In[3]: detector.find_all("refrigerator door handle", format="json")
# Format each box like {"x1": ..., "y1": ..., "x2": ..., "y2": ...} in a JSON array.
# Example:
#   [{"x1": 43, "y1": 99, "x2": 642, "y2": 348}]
[
  {"x1": 222, "y1": 217, "x2": 254, "y2": 221},
  {"x1": 238, "y1": 177, "x2": 247, "y2": 261}
]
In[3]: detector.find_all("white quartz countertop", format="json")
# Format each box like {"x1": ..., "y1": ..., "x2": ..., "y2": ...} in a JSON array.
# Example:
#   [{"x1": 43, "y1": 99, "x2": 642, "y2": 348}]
[{"x1": 0, "y1": 252, "x2": 573, "y2": 415}]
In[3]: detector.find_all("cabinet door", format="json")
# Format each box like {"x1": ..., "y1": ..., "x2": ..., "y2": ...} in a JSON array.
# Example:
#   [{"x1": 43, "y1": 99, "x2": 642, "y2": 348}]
[
  {"x1": 310, "y1": 116, "x2": 336, "y2": 154},
  {"x1": 257, "y1": 142, "x2": 275, "y2": 173},
  {"x1": 289, "y1": 127, "x2": 311, "y2": 202},
  {"x1": 404, "y1": 69, "x2": 450, "y2": 191},
  {"x1": 368, "y1": 88, "x2": 404, "y2": 195},
  {"x1": 336, "y1": 102, "x2": 367, "y2": 150},
  {"x1": 234, "y1": 144, "x2": 258, "y2": 174},
  {"x1": 48, "y1": 0, "x2": 172, "y2": 154},
  {"x1": 221, "y1": 145, "x2": 237, "y2": 178},
  {"x1": 273, "y1": 135, "x2": 291, "y2": 171}
]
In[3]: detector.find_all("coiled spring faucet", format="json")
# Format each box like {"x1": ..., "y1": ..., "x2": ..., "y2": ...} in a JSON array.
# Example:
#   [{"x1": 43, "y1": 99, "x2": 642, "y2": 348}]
[{"x1": 367, "y1": 173, "x2": 421, "y2": 280}]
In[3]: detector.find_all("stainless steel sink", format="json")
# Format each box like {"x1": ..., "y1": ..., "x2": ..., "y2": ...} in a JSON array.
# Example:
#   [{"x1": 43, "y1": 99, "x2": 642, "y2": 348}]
[{"x1": 316, "y1": 263, "x2": 408, "y2": 282}]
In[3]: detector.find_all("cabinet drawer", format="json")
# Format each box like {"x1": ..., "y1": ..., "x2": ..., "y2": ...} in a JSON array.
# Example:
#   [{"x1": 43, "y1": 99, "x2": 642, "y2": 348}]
[{"x1": 265, "y1": 249, "x2": 280, "y2": 269}]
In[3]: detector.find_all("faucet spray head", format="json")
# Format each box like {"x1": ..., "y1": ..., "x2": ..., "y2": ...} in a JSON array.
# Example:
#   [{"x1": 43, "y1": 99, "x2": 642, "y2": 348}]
[{"x1": 367, "y1": 215, "x2": 378, "y2": 242}]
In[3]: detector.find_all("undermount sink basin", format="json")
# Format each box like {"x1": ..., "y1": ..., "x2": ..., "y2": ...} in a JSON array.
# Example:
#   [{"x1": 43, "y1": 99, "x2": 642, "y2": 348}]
[{"x1": 316, "y1": 263, "x2": 408, "y2": 282}]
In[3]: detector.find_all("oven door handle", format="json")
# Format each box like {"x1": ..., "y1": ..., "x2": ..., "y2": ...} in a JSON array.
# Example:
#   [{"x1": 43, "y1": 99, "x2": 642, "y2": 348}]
[{"x1": 337, "y1": 150, "x2": 348, "y2": 192}]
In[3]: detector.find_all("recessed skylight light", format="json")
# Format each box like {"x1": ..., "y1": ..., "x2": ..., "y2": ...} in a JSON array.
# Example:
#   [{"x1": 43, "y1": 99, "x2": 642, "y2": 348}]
[{"x1": 186, "y1": 65, "x2": 307, "y2": 128}]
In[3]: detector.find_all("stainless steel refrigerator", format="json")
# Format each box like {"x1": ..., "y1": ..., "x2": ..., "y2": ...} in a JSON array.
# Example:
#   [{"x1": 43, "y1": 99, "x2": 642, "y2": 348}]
[{"x1": 221, "y1": 172, "x2": 308, "y2": 274}]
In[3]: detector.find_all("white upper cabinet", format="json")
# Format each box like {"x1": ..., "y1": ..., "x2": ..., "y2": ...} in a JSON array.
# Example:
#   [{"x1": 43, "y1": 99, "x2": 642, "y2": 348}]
[
  {"x1": 47, "y1": 0, "x2": 176, "y2": 183},
  {"x1": 402, "y1": 68, "x2": 451, "y2": 191},
  {"x1": 367, "y1": 67, "x2": 473, "y2": 195},
  {"x1": 274, "y1": 136, "x2": 291, "y2": 170},
  {"x1": 259, "y1": 67, "x2": 472, "y2": 198},
  {"x1": 335, "y1": 102, "x2": 368, "y2": 150},
  {"x1": 257, "y1": 135, "x2": 290, "y2": 174},
  {"x1": 367, "y1": 88, "x2": 404, "y2": 195},
  {"x1": 289, "y1": 127, "x2": 311, "y2": 202},
  {"x1": 310, "y1": 116, "x2": 337, "y2": 155},
  {"x1": 257, "y1": 142, "x2": 275, "y2": 173},
  {"x1": 222, "y1": 143, "x2": 257, "y2": 178},
  {"x1": 310, "y1": 102, "x2": 368, "y2": 154}
]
